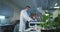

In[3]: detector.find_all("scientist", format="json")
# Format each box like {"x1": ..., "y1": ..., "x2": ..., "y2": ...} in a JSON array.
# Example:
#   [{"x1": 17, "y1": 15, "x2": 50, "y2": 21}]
[{"x1": 19, "y1": 6, "x2": 34, "y2": 32}]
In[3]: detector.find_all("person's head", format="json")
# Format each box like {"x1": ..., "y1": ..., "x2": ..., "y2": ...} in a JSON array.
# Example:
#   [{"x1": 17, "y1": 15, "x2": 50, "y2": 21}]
[{"x1": 25, "y1": 6, "x2": 30, "y2": 12}]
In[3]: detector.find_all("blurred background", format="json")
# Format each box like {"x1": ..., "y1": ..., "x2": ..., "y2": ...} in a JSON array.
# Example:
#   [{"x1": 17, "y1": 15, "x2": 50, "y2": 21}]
[{"x1": 0, "y1": 0, "x2": 60, "y2": 32}]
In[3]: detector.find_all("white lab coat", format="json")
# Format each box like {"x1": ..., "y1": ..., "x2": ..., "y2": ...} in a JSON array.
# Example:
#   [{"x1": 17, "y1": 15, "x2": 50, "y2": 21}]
[{"x1": 19, "y1": 10, "x2": 33, "y2": 32}]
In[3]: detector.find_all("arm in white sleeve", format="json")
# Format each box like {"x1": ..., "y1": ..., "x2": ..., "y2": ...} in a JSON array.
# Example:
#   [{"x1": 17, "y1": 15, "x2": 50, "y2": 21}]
[{"x1": 23, "y1": 12, "x2": 33, "y2": 21}]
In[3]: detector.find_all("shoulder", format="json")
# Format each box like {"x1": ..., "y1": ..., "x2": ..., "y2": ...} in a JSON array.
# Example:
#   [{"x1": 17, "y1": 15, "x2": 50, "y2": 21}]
[
  {"x1": 21, "y1": 10, "x2": 26, "y2": 13},
  {"x1": 20, "y1": 10, "x2": 26, "y2": 14},
  {"x1": 21, "y1": 10, "x2": 25, "y2": 12}
]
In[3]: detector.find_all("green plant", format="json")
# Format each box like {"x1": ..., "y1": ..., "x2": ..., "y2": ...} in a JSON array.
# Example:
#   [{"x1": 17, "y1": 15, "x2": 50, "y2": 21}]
[
  {"x1": 43, "y1": 15, "x2": 49, "y2": 22},
  {"x1": 40, "y1": 13, "x2": 50, "y2": 28},
  {"x1": 41, "y1": 14, "x2": 60, "y2": 29},
  {"x1": 52, "y1": 15, "x2": 60, "y2": 28},
  {"x1": 40, "y1": 12, "x2": 54, "y2": 29}
]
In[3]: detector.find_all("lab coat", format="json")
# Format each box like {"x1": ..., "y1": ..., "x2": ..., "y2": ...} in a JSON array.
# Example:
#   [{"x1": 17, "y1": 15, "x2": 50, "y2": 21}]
[{"x1": 19, "y1": 10, "x2": 33, "y2": 32}]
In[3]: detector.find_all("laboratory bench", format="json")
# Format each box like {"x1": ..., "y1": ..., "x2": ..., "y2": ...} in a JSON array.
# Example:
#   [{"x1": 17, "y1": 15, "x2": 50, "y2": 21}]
[
  {"x1": 0, "y1": 25, "x2": 13, "y2": 32},
  {"x1": 25, "y1": 21, "x2": 60, "y2": 32},
  {"x1": 13, "y1": 21, "x2": 60, "y2": 32},
  {"x1": 0, "y1": 20, "x2": 19, "y2": 32},
  {"x1": 0, "y1": 20, "x2": 60, "y2": 32},
  {"x1": 25, "y1": 28, "x2": 60, "y2": 32},
  {"x1": 1, "y1": 25, "x2": 14, "y2": 32}
]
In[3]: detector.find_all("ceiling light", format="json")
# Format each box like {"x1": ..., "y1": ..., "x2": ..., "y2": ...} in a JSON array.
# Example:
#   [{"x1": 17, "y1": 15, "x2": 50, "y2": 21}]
[
  {"x1": 0, "y1": 16, "x2": 5, "y2": 19},
  {"x1": 55, "y1": 3, "x2": 58, "y2": 6},
  {"x1": 54, "y1": 6, "x2": 60, "y2": 8}
]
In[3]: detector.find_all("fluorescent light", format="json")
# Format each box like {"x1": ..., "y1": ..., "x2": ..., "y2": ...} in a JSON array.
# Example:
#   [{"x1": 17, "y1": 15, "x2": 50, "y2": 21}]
[
  {"x1": 0, "y1": 16, "x2": 5, "y2": 19},
  {"x1": 54, "y1": 6, "x2": 60, "y2": 8},
  {"x1": 55, "y1": 3, "x2": 58, "y2": 6}
]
